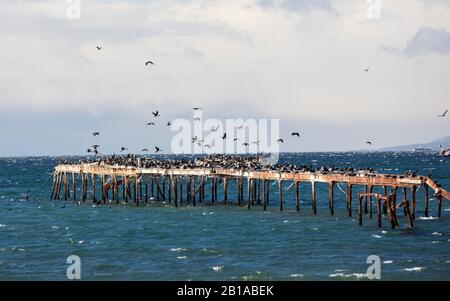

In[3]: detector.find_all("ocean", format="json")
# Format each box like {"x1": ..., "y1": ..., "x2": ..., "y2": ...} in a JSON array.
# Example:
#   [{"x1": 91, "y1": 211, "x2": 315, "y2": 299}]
[{"x1": 0, "y1": 152, "x2": 449, "y2": 280}]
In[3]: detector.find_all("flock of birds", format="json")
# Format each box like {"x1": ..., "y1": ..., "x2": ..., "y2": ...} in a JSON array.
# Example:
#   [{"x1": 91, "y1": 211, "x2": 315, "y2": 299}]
[{"x1": 85, "y1": 48, "x2": 448, "y2": 158}]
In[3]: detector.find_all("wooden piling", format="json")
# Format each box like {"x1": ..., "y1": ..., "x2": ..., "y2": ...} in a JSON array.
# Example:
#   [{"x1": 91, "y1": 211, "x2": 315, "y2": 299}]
[
  {"x1": 377, "y1": 195, "x2": 382, "y2": 228},
  {"x1": 404, "y1": 200, "x2": 413, "y2": 227},
  {"x1": 358, "y1": 193, "x2": 362, "y2": 226},
  {"x1": 411, "y1": 185, "x2": 416, "y2": 220},
  {"x1": 295, "y1": 181, "x2": 299, "y2": 211},
  {"x1": 278, "y1": 179, "x2": 283, "y2": 211},
  {"x1": 346, "y1": 183, "x2": 352, "y2": 217},
  {"x1": 328, "y1": 181, "x2": 334, "y2": 215},
  {"x1": 247, "y1": 178, "x2": 251, "y2": 209},
  {"x1": 311, "y1": 181, "x2": 316, "y2": 215},
  {"x1": 424, "y1": 184, "x2": 429, "y2": 217},
  {"x1": 263, "y1": 179, "x2": 267, "y2": 211},
  {"x1": 437, "y1": 195, "x2": 442, "y2": 218},
  {"x1": 72, "y1": 173, "x2": 76, "y2": 201},
  {"x1": 223, "y1": 178, "x2": 228, "y2": 204}
]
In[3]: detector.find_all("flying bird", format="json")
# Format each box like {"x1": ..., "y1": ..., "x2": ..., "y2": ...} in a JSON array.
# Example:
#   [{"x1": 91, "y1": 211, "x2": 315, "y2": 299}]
[
  {"x1": 192, "y1": 107, "x2": 203, "y2": 111},
  {"x1": 364, "y1": 67, "x2": 370, "y2": 72},
  {"x1": 437, "y1": 109, "x2": 448, "y2": 117},
  {"x1": 120, "y1": 147, "x2": 128, "y2": 152},
  {"x1": 145, "y1": 60, "x2": 154, "y2": 66},
  {"x1": 142, "y1": 148, "x2": 149, "y2": 152},
  {"x1": 167, "y1": 121, "x2": 172, "y2": 126},
  {"x1": 222, "y1": 133, "x2": 227, "y2": 139},
  {"x1": 155, "y1": 146, "x2": 162, "y2": 153},
  {"x1": 243, "y1": 142, "x2": 249, "y2": 146},
  {"x1": 87, "y1": 148, "x2": 92, "y2": 153},
  {"x1": 147, "y1": 122, "x2": 155, "y2": 126},
  {"x1": 366, "y1": 141, "x2": 372, "y2": 146},
  {"x1": 291, "y1": 132, "x2": 300, "y2": 137},
  {"x1": 92, "y1": 132, "x2": 100, "y2": 136},
  {"x1": 96, "y1": 46, "x2": 102, "y2": 51},
  {"x1": 152, "y1": 111, "x2": 160, "y2": 117},
  {"x1": 91, "y1": 144, "x2": 100, "y2": 149},
  {"x1": 277, "y1": 139, "x2": 284, "y2": 143},
  {"x1": 233, "y1": 138, "x2": 239, "y2": 141},
  {"x1": 194, "y1": 117, "x2": 201, "y2": 121}
]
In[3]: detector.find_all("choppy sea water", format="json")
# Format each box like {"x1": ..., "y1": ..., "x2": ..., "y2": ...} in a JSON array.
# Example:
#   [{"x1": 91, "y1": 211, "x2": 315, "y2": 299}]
[{"x1": 0, "y1": 152, "x2": 449, "y2": 280}]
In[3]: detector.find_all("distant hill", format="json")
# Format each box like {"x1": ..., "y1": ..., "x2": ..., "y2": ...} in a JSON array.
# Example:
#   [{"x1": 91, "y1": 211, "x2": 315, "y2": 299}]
[{"x1": 379, "y1": 135, "x2": 450, "y2": 152}]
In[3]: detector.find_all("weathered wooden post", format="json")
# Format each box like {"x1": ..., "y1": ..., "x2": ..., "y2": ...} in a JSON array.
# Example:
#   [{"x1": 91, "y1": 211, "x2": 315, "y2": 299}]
[
  {"x1": 179, "y1": 176, "x2": 183, "y2": 205},
  {"x1": 263, "y1": 179, "x2": 267, "y2": 211},
  {"x1": 223, "y1": 178, "x2": 228, "y2": 204},
  {"x1": 346, "y1": 183, "x2": 352, "y2": 217},
  {"x1": 368, "y1": 185, "x2": 373, "y2": 219},
  {"x1": 63, "y1": 172, "x2": 68, "y2": 201},
  {"x1": 278, "y1": 179, "x2": 283, "y2": 211},
  {"x1": 383, "y1": 185, "x2": 388, "y2": 215},
  {"x1": 311, "y1": 181, "x2": 316, "y2": 215},
  {"x1": 328, "y1": 181, "x2": 334, "y2": 215},
  {"x1": 404, "y1": 200, "x2": 413, "y2": 227},
  {"x1": 295, "y1": 181, "x2": 300, "y2": 211},
  {"x1": 124, "y1": 176, "x2": 129, "y2": 204},
  {"x1": 72, "y1": 173, "x2": 76, "y2": 201},
  {"x1": 377, "y1": 195, "x2": 382, "y2": 228},
  {"x1": 237, "y1": 178, "x2": 242, "y2": 206},
  {"x1": 358, "y1": 193, "x2": 363, "y2": 226},
  {"x1": 364, "y1": 186, "x2": 368, "y2": 214},
  {"x1": 411, "y1": 185, "x2": 416, "y2": 220},
  {"x1": 424, "y1": 184, "x2": 429, "y2": 217},
  {"x1": 92, "y1": 174, "x2": 97, "y2": 204},
  {"x1": 247, "y1": 178, "x2": 251, "y2": 209},
  {"x1": 81, "y1": 172, "x2": 86, "y2": 202}
]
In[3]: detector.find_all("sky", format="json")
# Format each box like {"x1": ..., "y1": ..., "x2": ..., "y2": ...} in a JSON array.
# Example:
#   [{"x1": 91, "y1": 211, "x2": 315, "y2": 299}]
[{"x1": 0, "y1": 0, "x2": 449, "y2": 156}]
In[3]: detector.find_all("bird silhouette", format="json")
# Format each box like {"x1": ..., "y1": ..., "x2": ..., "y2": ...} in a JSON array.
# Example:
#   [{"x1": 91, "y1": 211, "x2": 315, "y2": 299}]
[
  {"x1": 147, "y1": 122, "x2": 155, "y2": 126},
  {"x1": 364, "y1": 67, "x2": 370, "y2": 72},
  {"x1": 194, "y1": 117, "x2": 201, "y2": 121},
  {"x1": 277, "y1": 139, "x2": 284, "y2": 143},
  {"x1": 142, "y1": 148, "x2": 149, "y2": 152},
  {"x1": 222, "y1": 133, "x2": 227, "y2": 139},
  {"x1": 243, "y1": 142, "x2": 249, "y2": 146},
  {"x1": 192, "y1": 107, "x2": 203, "y2": 111},
  {"x1": 120, "y1": 147, "x2": 128, "y2": 152},
  {"x1": 167, "y1": 121, "x2": 172, "y2": 126},
  {"x1": 233, "y1": 138, "x2": 239, "y2": 141},
  {"x1": 366, "y1": 141, "x2": 372, "y2": 146},
  {"x1": 145, "y1": 60, "x2": 154, "y2": 66},
  {"x1": 155, "y1": 146, "x2": 162, "y2": 153},
  {"x1": 92, "y1": 144, "x2": 100, "y2": 149},
  {"x1": 96, "y1": 46, "x2": 102, "y2": 51},
  {"x1": 152, "y1": 111, "x2": 160, "y2": 117},
  {"x1": 92, "y1": 132, "x2": 100, "y2": 136},
  {"x1": 291, "y1": 132, "x2": 300, "y2": 137},
  {"x1": 437, "y1": 109, "x2": 448, "y2": 117}
]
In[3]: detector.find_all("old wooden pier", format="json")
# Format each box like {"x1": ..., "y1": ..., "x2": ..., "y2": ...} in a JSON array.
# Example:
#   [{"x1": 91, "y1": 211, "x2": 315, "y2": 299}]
[{"x1": 51, "y1": 162, "x2": 450, "y2": 229}]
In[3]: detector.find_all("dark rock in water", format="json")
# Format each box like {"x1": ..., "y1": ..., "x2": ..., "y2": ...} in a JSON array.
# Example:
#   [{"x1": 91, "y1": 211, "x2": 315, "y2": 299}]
[{"x1": 439, "y1": 148, "x2": 450, "y2": 157}]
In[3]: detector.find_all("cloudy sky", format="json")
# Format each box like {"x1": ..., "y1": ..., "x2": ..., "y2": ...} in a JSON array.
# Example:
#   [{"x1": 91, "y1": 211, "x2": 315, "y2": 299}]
[{"x1": 0, "y1": 0, "x2": 449, "y2": 156}]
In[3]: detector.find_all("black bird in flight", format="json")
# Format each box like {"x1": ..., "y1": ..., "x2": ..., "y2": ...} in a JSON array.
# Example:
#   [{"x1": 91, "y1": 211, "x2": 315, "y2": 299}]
[
  {"x1": 152, "y1": 111, "x2": 160, "y2": 117},
  {"x1": 242, "y1": 142, "x2": 249, "y2": 146},
  {"x1": 167, "y1": 122, "x2": 172, "y2": 126},
  {"x1": 87, "y1": 148, "x2": 92, "y2": 153},
  {"x1": 155, "y1": 146, "x2": 162, "y2": 153},
  {"x1": 92, "y1": 132, "x2": 100, "y2": 136},
  {"x1": 91, "y1": 144, "x2": 100, "y2": 149},
  {"x1": 222, "y1": 133, "x2": 227, "y2": 139},
  {"x1": 366, "y1": 141, "x2": 372, "y2": 146},
  {"x1": 277, "y1": 139, "x2": 284, "y2": 143},
  {"x1": 437, "y1": 109, "x2": 448, "y2": 117},
  {"x1": 194, "y1": 117, "x2": 201, "y2": 121},
  {"x1": 192, "y1": 107, "x2": 203, "y2": 111},
  {"x1": 291, "y1": 132, "x2": 300, "y2": 137},
  {"x1": 96, "y1": 46, "x2": 102, "y2": 51},
  {"x1": 147, "y1": 122, "x2": 155, "y2": 126},
  {"x1": 142, "y1": 148, "x2": 149, "y2": 152},
  {"x1": 145, "y1": 60, "x2": 154, "y2": 66},
  {"x1": 364, "y1": 67, "x2": 370, "y2": 72},
  {"x1": 233, "y1": 138, "x2": 239, "y2": 141},
  {"x1": 120, "y1": 146, "x2": 127, "y2": 152}
]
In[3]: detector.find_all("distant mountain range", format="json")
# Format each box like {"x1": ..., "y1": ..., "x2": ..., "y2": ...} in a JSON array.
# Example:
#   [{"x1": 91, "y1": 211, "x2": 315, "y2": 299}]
[{"x1": 379, "y1": 135, "x2": 450, "y2": 152}]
